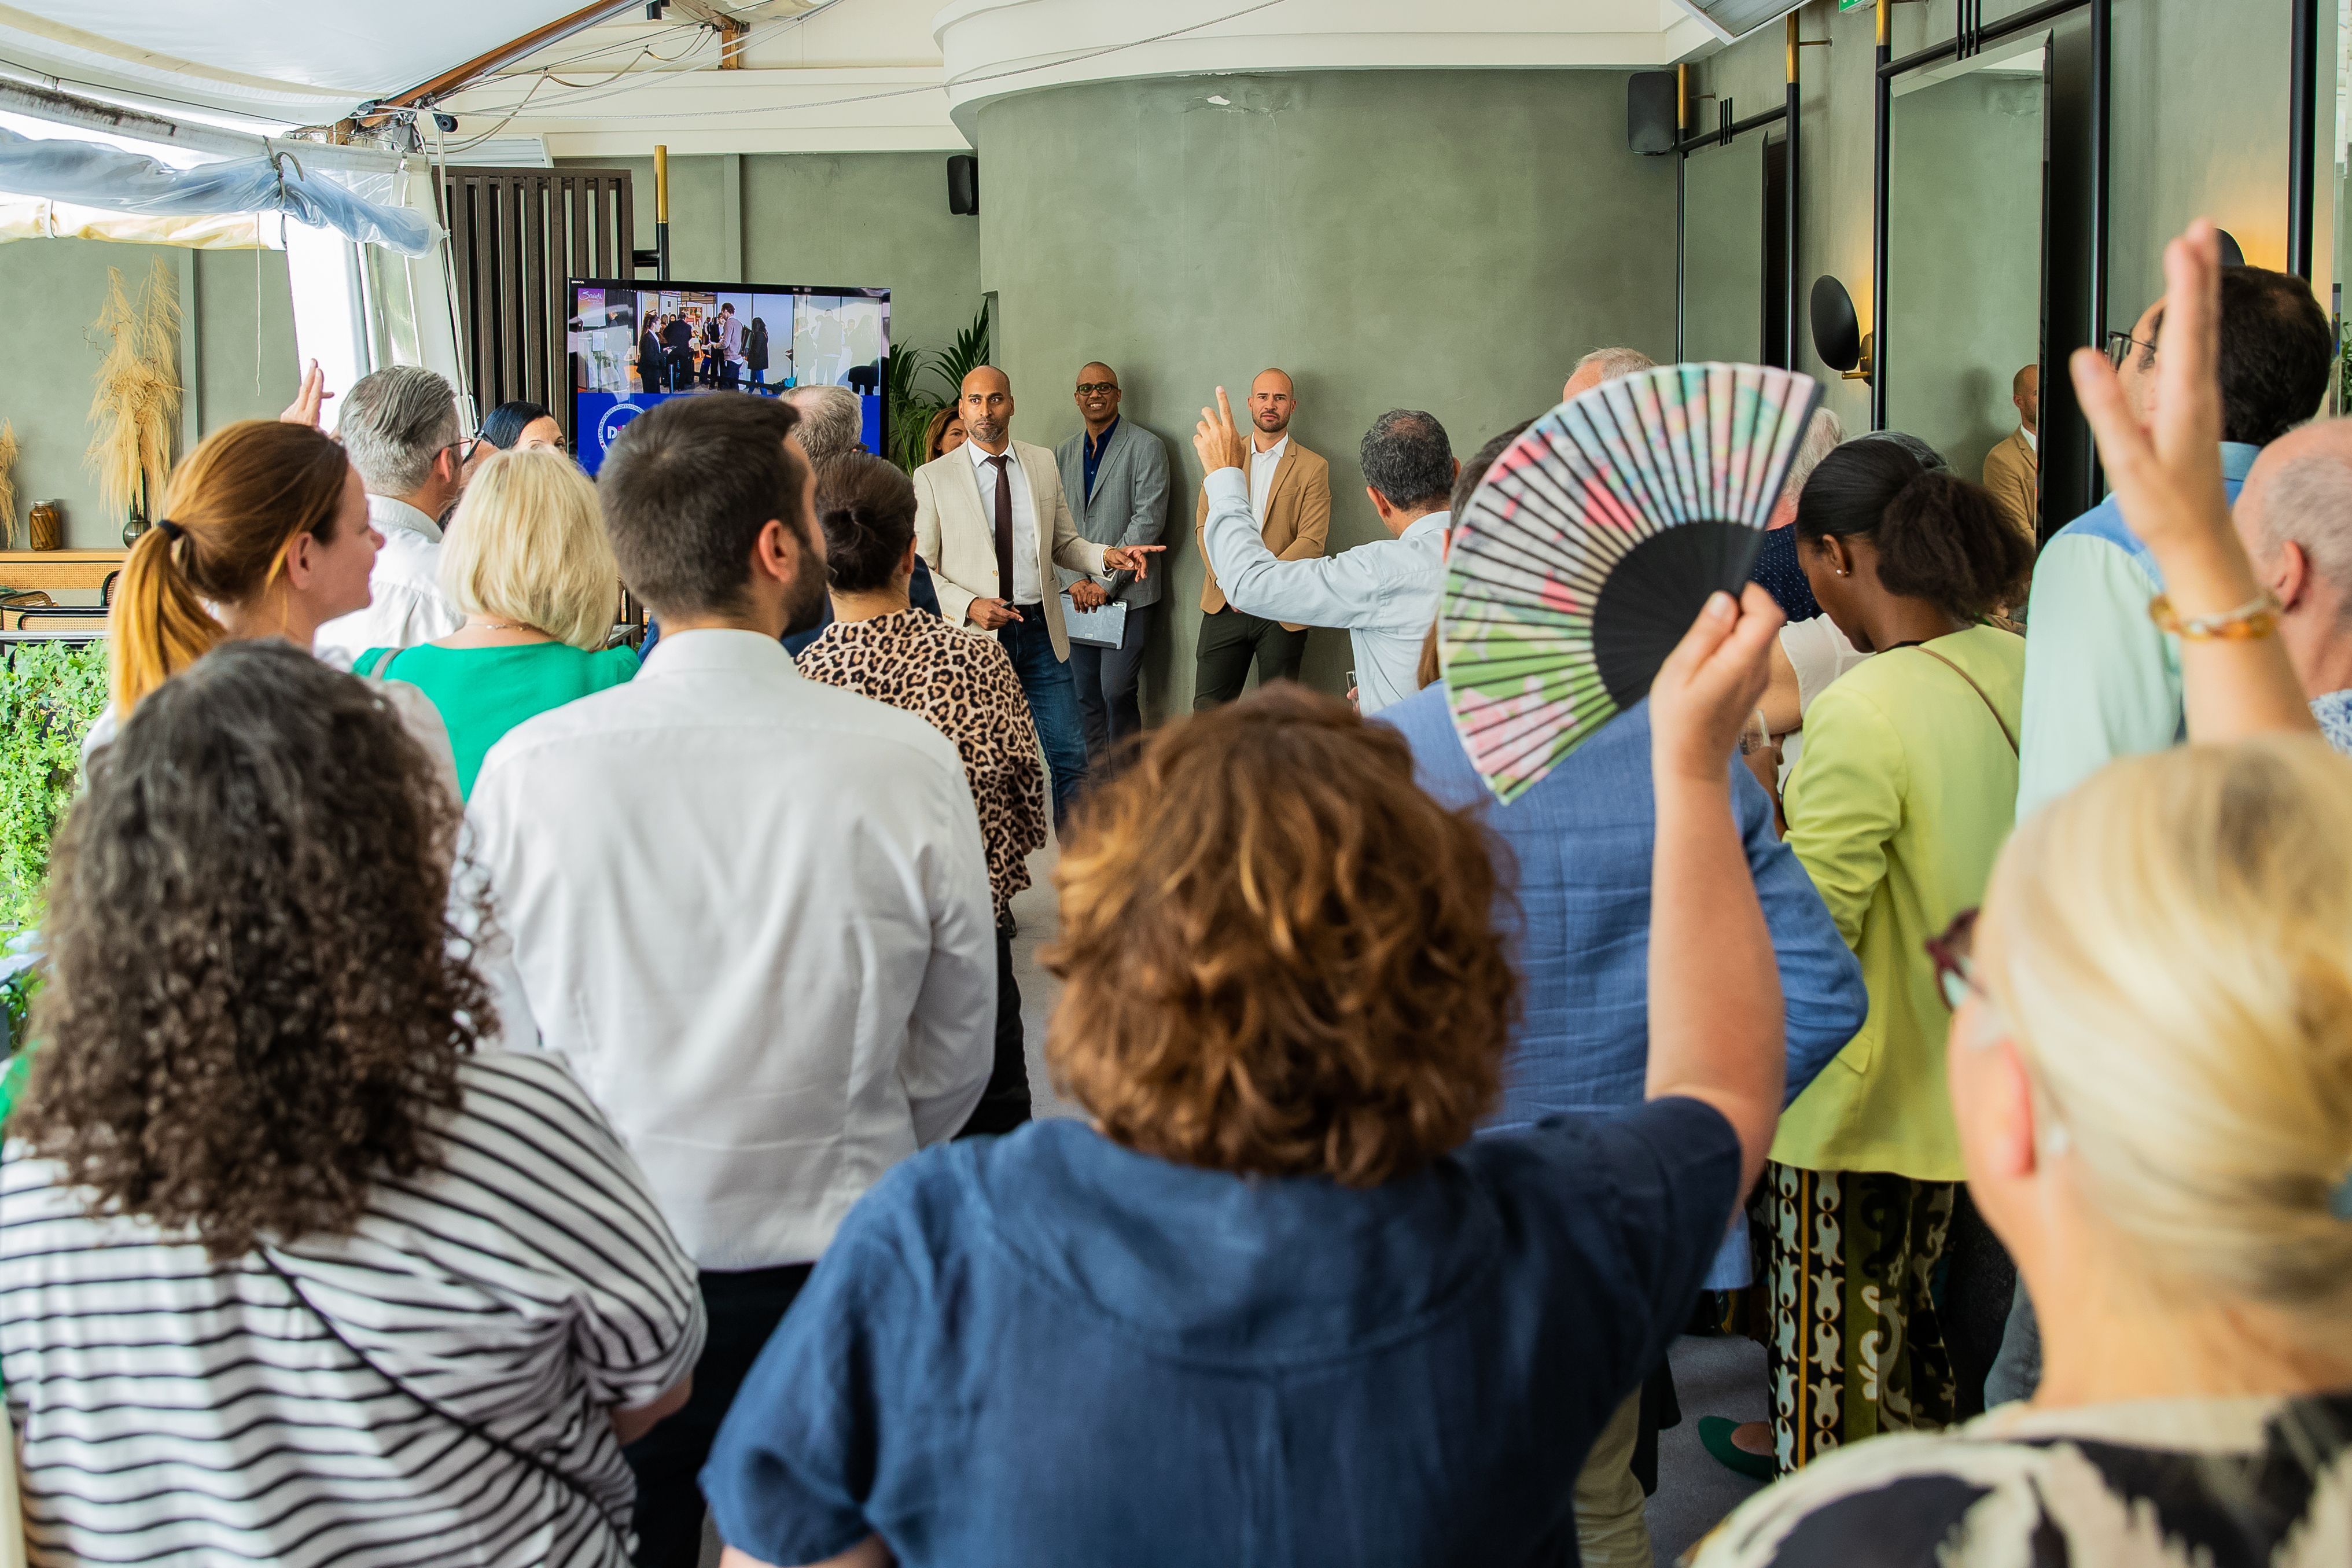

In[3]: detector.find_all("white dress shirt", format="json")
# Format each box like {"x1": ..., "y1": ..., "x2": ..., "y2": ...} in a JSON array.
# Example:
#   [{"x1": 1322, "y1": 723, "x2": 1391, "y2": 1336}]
[
  {"x1": 967, "y1": 440, "x2": 1043, "y2": 605},
  {"x1": 312, "y1": 495, "x2": 465, "y2": 661},
  {"x1": 1199, "y1": 466, "x2": 1446, "y2": 716},
  {"x1": 2020, "y1": 427, "x2": 2037, "y2": 452},
  {"x1": 466, "y1": 629, "x2": 996, "y2": 1270},
  {"x1": 1249, "y1": 435, "x2": 1290, "y2": 522}
]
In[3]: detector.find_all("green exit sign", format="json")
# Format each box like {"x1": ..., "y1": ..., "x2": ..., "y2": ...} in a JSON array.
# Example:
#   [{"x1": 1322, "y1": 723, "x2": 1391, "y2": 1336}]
[{"x1": 1839, "y1": 0, "x2": 1872, "y2": 9}]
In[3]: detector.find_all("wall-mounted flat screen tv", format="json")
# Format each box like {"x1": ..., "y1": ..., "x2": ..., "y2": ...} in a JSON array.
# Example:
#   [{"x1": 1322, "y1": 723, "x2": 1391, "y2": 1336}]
[{"x1": 568, "y1": 278, "x2": 890, "y2": 474}]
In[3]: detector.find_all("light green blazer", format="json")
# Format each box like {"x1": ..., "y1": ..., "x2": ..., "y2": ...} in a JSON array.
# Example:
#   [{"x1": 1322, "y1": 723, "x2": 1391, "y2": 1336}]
[{"x1": 1772, "y1": 623, "x2": 2025, "y2": 1181}]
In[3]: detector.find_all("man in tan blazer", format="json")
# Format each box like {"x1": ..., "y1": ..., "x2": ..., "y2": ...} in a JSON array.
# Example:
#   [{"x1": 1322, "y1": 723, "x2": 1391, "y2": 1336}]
[
  {"x1": 1192, "y1": 367, "x2": 1330, "y2": 708},
  {"x1": 1982, "y1": 362, "x2": 2040, "y2": 541},
  {"x1": 914, "y1": 365, "x2": 1161, "y2": 825}
]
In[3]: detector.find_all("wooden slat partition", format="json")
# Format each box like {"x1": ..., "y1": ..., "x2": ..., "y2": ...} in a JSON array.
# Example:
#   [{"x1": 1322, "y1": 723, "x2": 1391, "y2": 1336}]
[{"x1": 439, "y1": 166, "x2": 636, "y2": 446}]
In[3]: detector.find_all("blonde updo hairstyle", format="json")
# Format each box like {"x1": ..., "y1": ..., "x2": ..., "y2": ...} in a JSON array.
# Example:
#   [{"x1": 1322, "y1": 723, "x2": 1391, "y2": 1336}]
[
  {"x1": 437, "y1": 447, "x2": 619, "y2": 649},
  {"x1": 1980, "y1": 736, "x2": 2352, "y2": 1339}
]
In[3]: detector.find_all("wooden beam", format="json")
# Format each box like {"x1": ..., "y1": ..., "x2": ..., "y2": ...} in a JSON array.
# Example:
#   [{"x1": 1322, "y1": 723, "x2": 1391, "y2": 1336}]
[{"x1": 668, "y1": 0, "x2": 748, "y2": 68}]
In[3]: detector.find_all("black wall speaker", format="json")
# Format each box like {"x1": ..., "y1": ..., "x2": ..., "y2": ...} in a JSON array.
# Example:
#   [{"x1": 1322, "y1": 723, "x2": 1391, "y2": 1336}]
[
  {"x1": 1628, "y1": 72, "x2": 1678, "y2": 155},
  {"x1": 947, "y1": 154, "x2": 980, "y2": 216}
]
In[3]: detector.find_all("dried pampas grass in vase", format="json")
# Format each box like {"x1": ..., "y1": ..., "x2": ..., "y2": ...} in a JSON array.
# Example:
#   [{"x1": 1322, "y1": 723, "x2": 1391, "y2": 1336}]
[
  {"x1": 84, "y1": 258, "x2": 181, "y2": 537},
  {"x1": 0, "y1": 421, "x2": 18, "y2": 549}
]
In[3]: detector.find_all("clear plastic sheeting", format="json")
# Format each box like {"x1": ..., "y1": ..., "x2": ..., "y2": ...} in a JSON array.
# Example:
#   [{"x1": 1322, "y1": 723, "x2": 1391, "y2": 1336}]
[{"x1": 0, "y1": 126, "x2": 437, "y2": 255}]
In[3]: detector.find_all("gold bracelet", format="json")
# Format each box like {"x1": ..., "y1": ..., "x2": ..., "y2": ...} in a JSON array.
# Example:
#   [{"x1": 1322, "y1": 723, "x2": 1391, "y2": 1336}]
[{"x1": 2148, "y1": 590, "x2": 2281, "y2": 641}]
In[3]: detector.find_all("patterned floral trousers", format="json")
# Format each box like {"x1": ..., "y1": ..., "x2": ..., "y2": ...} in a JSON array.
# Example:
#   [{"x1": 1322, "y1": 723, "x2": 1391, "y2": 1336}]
[{"x1": 1762, "y1": 1161, "x2": 1959, "y2": 1474}]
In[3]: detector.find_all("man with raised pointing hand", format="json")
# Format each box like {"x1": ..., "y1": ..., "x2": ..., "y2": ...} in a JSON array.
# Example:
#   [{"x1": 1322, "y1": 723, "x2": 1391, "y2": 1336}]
[
  {"x1": 1194, "y1": 385, "x2": 1456, "y2": 717},
  {"x1": 914, "y1": 365, "x2": 1163, "y2": 825}
]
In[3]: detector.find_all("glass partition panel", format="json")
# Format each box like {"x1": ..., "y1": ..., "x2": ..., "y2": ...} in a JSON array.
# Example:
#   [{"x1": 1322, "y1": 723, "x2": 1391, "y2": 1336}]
[
  {"x1": 1886, "y1": 34, "x2": 2050, "y2": 528},
  {"x1": 1682, "y1": 134, "x2": 1769, "y2": 364}
]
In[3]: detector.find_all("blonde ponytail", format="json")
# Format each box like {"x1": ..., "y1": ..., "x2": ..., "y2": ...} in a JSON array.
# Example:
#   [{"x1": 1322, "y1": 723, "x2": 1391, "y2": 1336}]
[
  {"x1": 105, "y1": 419, "x2": 352, "y2": 716},
  {"x1": 1986, "y1": 736, "x2": 2352, "y2": 1339},
  {"x1": 108, "y1": 522, "x2": 224, "y2": 716}
]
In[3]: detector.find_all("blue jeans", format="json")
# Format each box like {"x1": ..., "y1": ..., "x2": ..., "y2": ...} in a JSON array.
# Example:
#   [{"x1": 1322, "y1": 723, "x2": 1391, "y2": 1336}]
[{"x1": 1001, "y1": 608, "x2": 1088, "y2": 827}]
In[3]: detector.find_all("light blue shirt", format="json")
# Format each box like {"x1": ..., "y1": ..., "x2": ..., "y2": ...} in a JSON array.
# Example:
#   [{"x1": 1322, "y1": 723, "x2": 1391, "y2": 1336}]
[
  {"x1": 2014, "y1": 443, "x2": 2260, "y2": 819},
  {"x1": 1199, "y1": 466, "x2": 1444, "y2": 715}
]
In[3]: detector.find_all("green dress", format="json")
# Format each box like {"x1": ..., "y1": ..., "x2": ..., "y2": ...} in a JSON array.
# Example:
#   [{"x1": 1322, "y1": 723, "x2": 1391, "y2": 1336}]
[{"x1": 355, "y1": 642, "x2": 639, "y2": 799}]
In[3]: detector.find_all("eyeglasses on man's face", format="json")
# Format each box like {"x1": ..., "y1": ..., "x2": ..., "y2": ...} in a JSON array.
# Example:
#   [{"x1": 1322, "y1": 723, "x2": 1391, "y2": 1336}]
[
  {"x1": 2103, "y1": 330, "x2": 2157, "y2": 370},
  {"x1": 1075, "y1": 382, "x2": 1118, "y2": 396}
]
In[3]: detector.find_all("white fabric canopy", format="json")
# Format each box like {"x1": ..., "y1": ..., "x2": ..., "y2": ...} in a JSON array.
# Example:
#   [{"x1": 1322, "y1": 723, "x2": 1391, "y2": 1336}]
[{"x1": 0, "y1": 1, "x2": 586, "y2": 124}]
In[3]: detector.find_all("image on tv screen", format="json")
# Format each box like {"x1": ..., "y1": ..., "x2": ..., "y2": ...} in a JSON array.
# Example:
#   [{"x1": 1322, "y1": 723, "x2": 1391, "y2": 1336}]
[{"x1": 568, "y1": 279, "x2": 890, "y2": 474}]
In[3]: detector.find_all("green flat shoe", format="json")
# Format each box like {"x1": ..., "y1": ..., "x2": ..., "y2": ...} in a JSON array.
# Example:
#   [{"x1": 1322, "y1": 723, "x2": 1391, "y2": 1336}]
[{"x1": 1698, "y1": 1416, "x2": 1778, "y2": 1482}]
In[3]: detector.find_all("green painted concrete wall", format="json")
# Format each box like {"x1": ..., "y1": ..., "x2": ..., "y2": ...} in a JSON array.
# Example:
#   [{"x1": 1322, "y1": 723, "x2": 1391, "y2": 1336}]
[
  {"x1": 0, "y1": 241, "x2": 295, "y2": 553},
  {"x1": 976, "y1": 70, "x2": 1677, "y2": 716},
  {"x1": 1695, "y1": 0, "x2": 2327, "y2": 444},
  {"x1": 577, "y1": 152, "x2": 984, "y2": 380},
  {"x1": 1886, "y1": 67, "x2": 2045, "y2": 480}
]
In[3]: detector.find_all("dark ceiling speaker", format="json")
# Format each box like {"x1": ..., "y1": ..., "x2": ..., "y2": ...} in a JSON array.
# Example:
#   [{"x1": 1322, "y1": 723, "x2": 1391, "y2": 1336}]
[
  {"x1": 1809, "y1": 275, "x2": 1872, "y2": 384},
  {"x1": 947, "y1": 154, "x2": 980, "y2": 216},
  {"x1": 2214, "y1": 228, "x2": 2247, "y2": 267},
  {"x1": 1628, "y1": 71, "x2": 1679, "y2": 154}
]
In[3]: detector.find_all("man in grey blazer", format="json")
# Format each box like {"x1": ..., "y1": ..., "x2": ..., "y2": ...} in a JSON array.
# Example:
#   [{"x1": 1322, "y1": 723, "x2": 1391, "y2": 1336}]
[{"x1": 1055, "y1": 362, "x2": 1169, "y2": 757}]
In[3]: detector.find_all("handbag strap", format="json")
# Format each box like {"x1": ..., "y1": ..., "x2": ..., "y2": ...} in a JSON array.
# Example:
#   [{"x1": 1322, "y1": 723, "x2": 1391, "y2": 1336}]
[
  {"x1": 1912, "y1": 645, "x2": 2018, "y2": 755},
  {"x1": 258, "y1": 1249, "x2": 628, "y2": 1543}
]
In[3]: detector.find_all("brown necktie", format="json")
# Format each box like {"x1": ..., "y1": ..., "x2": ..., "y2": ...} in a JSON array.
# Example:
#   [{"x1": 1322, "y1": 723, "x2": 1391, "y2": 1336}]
[{"x1": 987, "y1": 454, "x2": 1016, "y2": 606}]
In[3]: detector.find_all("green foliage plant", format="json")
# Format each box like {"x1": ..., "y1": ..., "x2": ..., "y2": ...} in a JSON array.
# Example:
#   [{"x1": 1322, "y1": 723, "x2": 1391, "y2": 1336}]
[
  {"x1": 0, "y1": 639, "x2": 108, "y2": 932},
  {"x1": 884, "y1": 301, "x2": 991, "y2": 473}
]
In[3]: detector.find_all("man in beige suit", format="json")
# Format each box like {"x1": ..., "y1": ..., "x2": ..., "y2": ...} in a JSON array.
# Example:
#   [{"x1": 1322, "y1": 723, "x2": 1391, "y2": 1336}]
[
  {"x1": 914, "y1": 365, "x2": 1161, "y2": 825},
  {"x1": 1192, "y1": 367, "x2": 1330, "y2": 708},
  {"x1": 1982, "y1": 362, "x2": 2040, "y2": 540}
]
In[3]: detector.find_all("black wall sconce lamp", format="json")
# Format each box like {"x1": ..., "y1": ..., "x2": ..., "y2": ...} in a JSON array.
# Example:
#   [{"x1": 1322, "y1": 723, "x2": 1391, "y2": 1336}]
[{"x1": 1810, "y1": 275, "x2": 1872, "y2": 386}]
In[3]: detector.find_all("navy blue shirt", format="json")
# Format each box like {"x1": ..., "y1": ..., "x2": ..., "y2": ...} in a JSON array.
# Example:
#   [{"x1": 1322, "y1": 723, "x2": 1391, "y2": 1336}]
[
  {"x1": 1750, "y1": 524, "x2": 1821, "y2": 622},
  {"x1": 1081, "y1": 414, "x2": 1120, "y2": 503},
  {"x1": 702, "y1": 1099, "x2": 1742, "y2": 1567}
]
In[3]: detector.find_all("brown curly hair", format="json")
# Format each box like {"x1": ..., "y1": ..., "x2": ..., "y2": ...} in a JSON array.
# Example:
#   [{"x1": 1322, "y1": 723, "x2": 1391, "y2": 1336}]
[
  {"x1": 1044, "y1": 684, "x2": 1518, "y2": 1186},
  {"x1": 14, "y1": 641, "x2": 494, "y2": 1258}
]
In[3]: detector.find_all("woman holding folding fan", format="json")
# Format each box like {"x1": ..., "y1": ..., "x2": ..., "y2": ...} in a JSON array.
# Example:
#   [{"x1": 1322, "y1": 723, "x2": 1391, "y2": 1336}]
[{"x1": 1747, "y1": 439, "x2": 2037, "y2": 1473}]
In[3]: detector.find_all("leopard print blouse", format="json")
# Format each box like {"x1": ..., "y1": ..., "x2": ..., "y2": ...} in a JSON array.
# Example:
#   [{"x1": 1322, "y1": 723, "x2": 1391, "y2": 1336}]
[{"x1": 796, "y1": 609, "x2": 1048, "y2": 923}]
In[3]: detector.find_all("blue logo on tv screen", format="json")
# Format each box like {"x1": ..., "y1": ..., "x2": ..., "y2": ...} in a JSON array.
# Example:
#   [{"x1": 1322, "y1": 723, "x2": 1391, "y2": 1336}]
[{"x1": 575, "y1": 389, "x2": 885, "y2": 476}]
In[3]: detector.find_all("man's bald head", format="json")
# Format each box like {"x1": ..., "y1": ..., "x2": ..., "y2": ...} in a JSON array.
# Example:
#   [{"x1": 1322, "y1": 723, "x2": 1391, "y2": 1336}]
[
  {"x1": 2236, "y1": 419, "x2": 2352, "y2": 698},
  {"x1": 2012, "y1": 363, "x2": 2040, "y2": 434},
  {"x1": 1562, "y1": 346, "x2": 1657, "y2": 404},
  {"x1": 959, "y1": 365, "x2": 1014, "y2": 450},
  {"x1": 2238, "y1": 420, "x2": 2352, "y2": 596},
  {"x1": 1247, "y1": 369, "x2": 1296, "y2": 437}
]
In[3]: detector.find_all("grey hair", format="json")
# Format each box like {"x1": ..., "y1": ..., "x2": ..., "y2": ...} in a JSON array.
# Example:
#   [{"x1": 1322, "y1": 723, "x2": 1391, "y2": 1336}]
[
  {"x1": 1783, "y1": 408, "x2": 1847, "y2": 500},
  {"x1": 336, "y1": 366, "x2": 460, "y2": 497},
  {"x1": 1573, "y1": 346, "x2": 1657, "y2": 384},
  {"x1": 2247, "y1": 438, "x2": 2352, "y2": 628},
  {"x1": 1360, "y1": 409, "x2": 1455, "y2": 511},
  {"x1": 786, "y1": 384, "x2": 864, "y2": 463}
]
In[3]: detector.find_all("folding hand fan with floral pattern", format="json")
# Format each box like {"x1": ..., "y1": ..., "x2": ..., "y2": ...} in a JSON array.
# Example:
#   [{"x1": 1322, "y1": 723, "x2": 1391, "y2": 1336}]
[{"x1": 1439, "y1": 362, "x2": 1823, "y2": 803}]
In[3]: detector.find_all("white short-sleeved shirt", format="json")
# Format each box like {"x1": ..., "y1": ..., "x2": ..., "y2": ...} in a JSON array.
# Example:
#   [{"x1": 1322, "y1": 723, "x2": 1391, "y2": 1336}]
[{"x1": 1, "y1": 1050, "x2": 705, "y2": 1567}]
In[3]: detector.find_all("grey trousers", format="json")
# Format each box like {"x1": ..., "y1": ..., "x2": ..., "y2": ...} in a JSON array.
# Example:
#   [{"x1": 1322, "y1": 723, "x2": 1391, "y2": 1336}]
[{"x1": 1068, "y1": 599, "x2": 1154, "y2": 760}]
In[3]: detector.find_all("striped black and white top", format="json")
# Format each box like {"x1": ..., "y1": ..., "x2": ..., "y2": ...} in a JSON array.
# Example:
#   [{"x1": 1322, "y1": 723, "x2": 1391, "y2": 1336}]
[{"x1": 1, "y1": 1050, "x2": 706, "y2": 1567}]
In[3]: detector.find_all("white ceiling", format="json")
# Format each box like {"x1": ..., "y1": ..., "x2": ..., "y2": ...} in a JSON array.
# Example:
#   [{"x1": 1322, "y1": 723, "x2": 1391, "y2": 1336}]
[{"x1": 0, "y1": 0, "x2": 1721, "y2": 151}]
